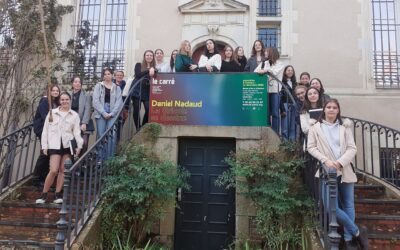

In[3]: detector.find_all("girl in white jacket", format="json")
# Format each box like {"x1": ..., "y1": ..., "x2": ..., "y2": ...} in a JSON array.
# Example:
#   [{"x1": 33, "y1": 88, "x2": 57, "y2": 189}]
[
  {"x1": 36, "y1": 92, "x2": 83, "y2": 204},
  {"x1": 198, "y1": 39, "x2": 221, "y2": 72},
  {"x1": 254, "y1": 47, "x2": 285, "y2": 134}
]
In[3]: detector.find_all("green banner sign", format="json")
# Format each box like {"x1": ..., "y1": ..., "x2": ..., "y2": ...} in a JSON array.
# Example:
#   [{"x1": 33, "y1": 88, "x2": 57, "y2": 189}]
[{"x1": 149, "y1": 73, "x2": 269, "y2": 126}]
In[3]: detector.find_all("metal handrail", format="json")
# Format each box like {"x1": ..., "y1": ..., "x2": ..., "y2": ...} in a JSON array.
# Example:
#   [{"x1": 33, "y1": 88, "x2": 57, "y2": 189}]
[
  {"x1": 344, "y1": 116, "x2": 400, "y2": 188},
  {"x1": 266, "y1": 71, "x2": 300, "y2": 141},
  {"x1": 0, "y1": 123, "x2": 38, "y2": 194},
  {"x1": 303, "y1": 118, "x2": 400, "y2": 249},
  {"x1": 2, "y1": 72, "x2": 399, "y2": 249},
  {"x1": 55, "y1": 75, "x2": 147, "y2": 249},
  {"x1": 303, "y1": 152, "x2": 341, "y2": 250}
]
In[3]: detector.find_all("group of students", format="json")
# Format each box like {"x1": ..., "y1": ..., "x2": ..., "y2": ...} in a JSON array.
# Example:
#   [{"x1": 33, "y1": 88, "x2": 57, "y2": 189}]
[
  {"x1": 33, "y1": 69, "x2": 126, "y2": 204},
  {"x1": 145, "y1": 38, "x2": 331, "y2": 142},
  {"x1": 30, "y1": 38, "x2": 368, "y2": 249},
  {"x1": 152, "y1": 38, "x2": 367, "y2": 249}
]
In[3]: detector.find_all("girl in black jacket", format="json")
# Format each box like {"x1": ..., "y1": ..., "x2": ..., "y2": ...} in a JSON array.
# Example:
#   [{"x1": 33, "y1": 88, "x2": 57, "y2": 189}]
[
  {"x1": 280, "y1": 65, "x2": 297, "y2": 141},
  {"x1": 32, "y1": 84, "x2": 60, "y2": 184},
  {"x1": 130, "y1": 50, "x2": 156, "y2": 130}
]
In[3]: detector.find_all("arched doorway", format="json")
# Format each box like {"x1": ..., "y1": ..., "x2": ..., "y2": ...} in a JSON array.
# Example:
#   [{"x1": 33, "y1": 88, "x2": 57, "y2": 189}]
[{"x1": 192, "y1": 42, "x2": 226, "y2": 64}]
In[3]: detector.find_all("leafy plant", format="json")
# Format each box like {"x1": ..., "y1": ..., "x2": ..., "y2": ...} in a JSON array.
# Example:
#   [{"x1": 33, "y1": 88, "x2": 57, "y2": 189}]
[
  {"x1": 101, "y1": 141, "x2": 189, "y2": 248},
  {"x1": 216, "y1": 141, "x2": 313, "y2": 249},
  {"x1": 141, "y1": 123, "x2": 162, "y2": 145}
]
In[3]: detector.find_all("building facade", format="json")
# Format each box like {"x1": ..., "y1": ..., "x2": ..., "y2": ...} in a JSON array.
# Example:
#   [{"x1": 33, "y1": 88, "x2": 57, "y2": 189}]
[
  {"x1": 53, "y1": 0, "x2": 400, "y2": 247},
  {"x1": 57, "y1": 0, "x2": 400, "y2": 130}
]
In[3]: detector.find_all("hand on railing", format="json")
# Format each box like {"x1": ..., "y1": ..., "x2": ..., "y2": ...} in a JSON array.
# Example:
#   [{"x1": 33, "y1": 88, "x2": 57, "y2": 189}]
[
  {"x1": 319, "y1": 161, "x2": 338, "y2": 178},
  {"x1": 266, "y1": 71, "x2": 300, "y2": 113}
]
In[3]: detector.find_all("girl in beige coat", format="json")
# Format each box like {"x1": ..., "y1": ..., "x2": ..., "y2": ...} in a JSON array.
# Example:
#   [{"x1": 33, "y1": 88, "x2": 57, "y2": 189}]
[{"x1": 307, "y1": 99, "x2": 368, "y2": 250}]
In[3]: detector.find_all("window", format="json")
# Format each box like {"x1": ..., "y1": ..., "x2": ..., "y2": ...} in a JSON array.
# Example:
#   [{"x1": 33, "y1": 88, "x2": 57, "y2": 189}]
[
  {"x1": 371, "y1": 0, "x2": 400, "y2": 88},
  {"x1": 256, "y1": 1, "x2": 282, "y2": 53},
  {"x1": 258, "y1": 0, "x2": 280, "y2": 17},
  {"x1": 71, "y1": 0, "x2": 127, "y2": 84},
  {"x1": 257, "y1": 27, "x2": 281, "y2": 51}
]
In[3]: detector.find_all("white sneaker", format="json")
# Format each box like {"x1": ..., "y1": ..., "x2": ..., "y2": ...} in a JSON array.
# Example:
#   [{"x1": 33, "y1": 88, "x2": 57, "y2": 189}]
[
  {"x1": 36, "y1": 198, "x2": 46, "y2": 204},
  {"x1": 53, "y1": 198, "x2": 63, "y2": 204}
]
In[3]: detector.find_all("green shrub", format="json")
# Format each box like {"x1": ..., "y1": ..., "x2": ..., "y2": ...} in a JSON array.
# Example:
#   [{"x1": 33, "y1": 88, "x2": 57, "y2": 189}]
[
  {"x1": 216, "y1": 141, "x2": 313, "y2": 249},
  {"x1": 101, "y1": 141, "x2": 189, "y2": 248},
  {"x1": 141, "y1": 123, "x2": 162, "y2": 144}
]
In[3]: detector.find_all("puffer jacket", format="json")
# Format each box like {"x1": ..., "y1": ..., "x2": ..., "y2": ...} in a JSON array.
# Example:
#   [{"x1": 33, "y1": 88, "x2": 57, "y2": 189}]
[
  {"x1": 41, "y1": 108, "x2": 83, "y2": 150},
  {"x1": 307, "y1": 118, "x2": 357, "y2": 183}
]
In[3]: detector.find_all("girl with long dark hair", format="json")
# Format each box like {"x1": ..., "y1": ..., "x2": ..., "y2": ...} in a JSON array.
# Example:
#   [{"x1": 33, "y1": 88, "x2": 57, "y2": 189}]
[
  {"x1": 310, "y1": 78, "x2": 330, "y2": 104},
  {"x1": 235, "y1": 46, "x2": 247, "y2": 72},
  {"x1": 198, "y1": 39, "x2": 221, "y2": 72},
  {"x1": 244, "y1": 40, "x2": 265, "y2": 72},
  {"x1": 300, "y1": 87, "x2": 324, "y2": 135},
  {"x1": 33, "y1": 84, "x2": 61, "y2": 184},
  {"x1": 170, "y1": 49, "x2": 178, "y2": 72},
  {"x1": 70, "y1": 76, "x2": 92, "y2": 156},
  {"x1": 280, "y1": 65, "x2": 297, "y2": 140},
  {"x1": 220, "y1": 45, "x2": 241, "y2": 72}
]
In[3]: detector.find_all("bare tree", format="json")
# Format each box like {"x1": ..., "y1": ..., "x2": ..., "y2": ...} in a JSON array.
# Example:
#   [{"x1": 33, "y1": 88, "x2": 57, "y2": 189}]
[{"x1": 0, "y1": 0, "x2": 73, "y2": 135}]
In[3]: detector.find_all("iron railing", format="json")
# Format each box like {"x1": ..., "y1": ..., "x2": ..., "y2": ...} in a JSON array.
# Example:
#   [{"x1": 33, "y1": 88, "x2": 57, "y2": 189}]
[
  {"x1": 302, "y1": 118, "x2": 400, "y2": 249},
  {"x1": 2, "y1": 72, "x2": 399, "y2": 249},
  {"x1": 345, "y1": 117, "x2": 400, "y2": 188},
  {"x1": 55, "y1": 76, "x2": 146, "y2": 249},
  {"x1": 304, "y1": 153, "x2": 341, "y2": 250},
  {"x1": 0, "y1": 123, "x2": 39, "y2": 194},
  {"x1": 266, "y1": 71, "x2": 300, "y2": 141}
]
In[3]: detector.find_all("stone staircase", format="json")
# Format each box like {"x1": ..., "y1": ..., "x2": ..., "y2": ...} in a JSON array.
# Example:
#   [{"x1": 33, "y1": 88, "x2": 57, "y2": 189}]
[
  {"x1": 0, "y1": 179, "x2": 71, "y2": 249},
  {"x1": 0, "y1": 171, "x2": 96, "y2": 249},
  {"x1": 1, "y1": 173, "x2": 400, "y2": 249},
  {"x1": 355, "y1": 173, "x2": 400, "y2": 250}
]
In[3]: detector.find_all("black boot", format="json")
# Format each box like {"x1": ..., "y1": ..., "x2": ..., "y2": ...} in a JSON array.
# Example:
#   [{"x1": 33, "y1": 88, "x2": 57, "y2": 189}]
[
  {"x1": 355, "y1": 226, "x2": 369, "y2": 250},
  {"x1": 344, "y1": 238, "x2": 358, "y2": 250}
]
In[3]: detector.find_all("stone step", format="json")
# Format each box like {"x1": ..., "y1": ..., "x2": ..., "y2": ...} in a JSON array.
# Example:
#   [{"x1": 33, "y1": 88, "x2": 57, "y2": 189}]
[
  {"x1": 0, "y1": 224, "x2": 57, "y2": 244},
  {"x1": 354, "y1": 184, "x2": 385, "y2": 199},
  {"x1": 0, "y1": 202, "x2": 61, "y2": 224},
  {"x1": 356, "y1": 214, "x2": 400, "y2": 234},
  {"x1": 10, "y1": 185, "x2": 97, "y2": 204},
  {"x1": 355, "y1": 199, "x2": 400, "y2": 216},
  {"x1": 0, "y1": 240, "x2": 54, "y2": 250},
  {"x1": 367, "y1": 232, "x2": 400, "y2": 250},
  {"x1": 0, "y1": 201, "x2": 85, "y2": 226}
]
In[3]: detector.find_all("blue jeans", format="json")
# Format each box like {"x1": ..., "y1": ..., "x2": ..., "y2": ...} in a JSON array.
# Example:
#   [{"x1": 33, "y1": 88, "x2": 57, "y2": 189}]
[
  {"x1": 281, "y1": 103, "x2": 296, "y2": 141},
  {"x1": 337, "y1": 178, "x2": 359, "y2": 241},
  {"x1": 96, "y1": 114, "x2": 117, "y2": 160},
  {"x1": 321, "y1": 176, "x2": 359, "y2": 241},
  {"x1": 269, "y1": 93, "x2": 280, "y2": 134}
]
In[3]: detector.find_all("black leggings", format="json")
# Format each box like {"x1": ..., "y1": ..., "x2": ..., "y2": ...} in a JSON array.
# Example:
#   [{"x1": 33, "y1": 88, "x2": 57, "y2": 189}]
[{"x1": 132, "y1": 97, "x2": 149, "y2": 130}]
